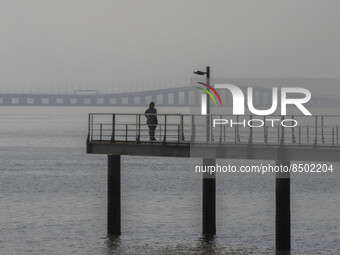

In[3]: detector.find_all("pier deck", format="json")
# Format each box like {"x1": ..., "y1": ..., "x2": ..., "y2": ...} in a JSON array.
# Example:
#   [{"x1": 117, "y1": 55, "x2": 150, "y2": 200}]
[
  {"x1": 86, "y1": 113, "x2": 339, "y2": 252},
  {"x1": 87, "y1": 113, "x2": 340, "y2": 161}
]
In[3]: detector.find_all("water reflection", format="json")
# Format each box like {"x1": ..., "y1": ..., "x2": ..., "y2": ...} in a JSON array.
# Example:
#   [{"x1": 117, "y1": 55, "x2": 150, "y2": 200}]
[
  {"x1": 196, "y1": 235, "x2": 217, "y2": 255},
  {"x1": 275, "y1": 251, "x2": 291, "y2": 255},
  {"x1": 105, "y1": 235, "x2": 121, "y2": 254}
]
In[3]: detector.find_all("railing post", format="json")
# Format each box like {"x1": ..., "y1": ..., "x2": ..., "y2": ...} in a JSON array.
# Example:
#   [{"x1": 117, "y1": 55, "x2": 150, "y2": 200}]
[
  {"x1": 163, "y1": 115, "x2": 167, "y2": 144},
  {"x1": 100, "y1": 124, "x2": 103, "y2": 141},
  {"x1": 307, "y1": 125, "x2": 309, "y2": 143},
  {"x1": 314, "y1": 116, "x2": 318, "y2": 148},
  {"x1": 234, "y1": 116, "x2": 237, "y2": 144},
  {"x1": 223, "y1": 124, "x2": 226, "y2": 142},
  {"x1": 135, "y1": 115, "x2": 138, "y2": 138},
  {"x1": 191, "y1": 115, "x2": 196, "y2": 143},
  {"x1": 332, "y1": 127, "x2": 334, "y2": 146},
  {"x1": 126, "y1": 124, "x2": 128, "y2": 141},
  {"x1": 181, "y1": 115, "x2": 185, "y2": 141},
  {"x1": 280, "y1": 116, "x2": 284, "y2": 146},
  {"x1": 159, "y1": 124, "x2": 162, "y2": 141},
  {"x1": 88, "y1": 114, "x2": 91, "y2": 142},
  {"x1": 206, "y1": 114, "x2": 209, "y2": 143},
  {"x1": 110, "y1": 114, "x2": 115, "y2": 143},
  {"x1": 91, "y1": 114, "x2": 94, "y2": 141},
  {"x1": 237, "y1": 115, "x2": 240, "y2": 142},
  {"x1": 299, "y1": 127, "x2": 301, "y2": 145},
  {"x1": 248, "y1": 115, "x2": 253, "y2": 145},
  {"x1": 264, "y1": 116, "x2": 267, "y2": 144},
  {"x1": 337, "y1": 125, "x2": 339, "y2": 144},
  {"x1": 219, "y1": 115, "x2": 222, "y2": 143},
  {"x1": 177, "y1": 125, "x2": 180, "y2": 143},
  {"x1": 210, "y1": 115, "x2": 214, "y2": 142},
  {"x1": 136, "y1": 114, "x2": 141, "y2": 144},
  {"x1": 291, "y1": 116, "x2": 296, "y2": 143},
  {"x1": 321, "y1": 116, "x2": 325, "y2": 143}
]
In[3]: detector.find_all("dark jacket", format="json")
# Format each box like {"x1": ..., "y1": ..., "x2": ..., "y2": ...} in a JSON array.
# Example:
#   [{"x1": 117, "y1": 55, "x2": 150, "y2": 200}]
[{"x1": 145, "y1": 108, "x2": 158, "y2": 125}]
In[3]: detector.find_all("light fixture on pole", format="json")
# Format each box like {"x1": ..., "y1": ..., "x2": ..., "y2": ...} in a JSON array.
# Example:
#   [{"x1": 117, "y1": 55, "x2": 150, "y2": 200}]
[{"x1": 193, "y1": 66, "x2": 211, "y2": 140}]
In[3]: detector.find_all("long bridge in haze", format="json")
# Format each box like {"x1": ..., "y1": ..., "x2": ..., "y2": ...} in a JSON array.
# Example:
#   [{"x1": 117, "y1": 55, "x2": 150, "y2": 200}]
[{"x1": 1, "y1": 86, "x2": 340, "y2": 107}]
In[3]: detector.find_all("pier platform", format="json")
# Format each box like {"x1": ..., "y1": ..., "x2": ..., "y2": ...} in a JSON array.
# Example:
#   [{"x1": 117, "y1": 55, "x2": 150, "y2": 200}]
[
  {"x1": 86, "y1": 113, "x2": 339, "y2": 252},
  {"x1": 87, "y1": 113, "x2": 340, "y2": 162}
]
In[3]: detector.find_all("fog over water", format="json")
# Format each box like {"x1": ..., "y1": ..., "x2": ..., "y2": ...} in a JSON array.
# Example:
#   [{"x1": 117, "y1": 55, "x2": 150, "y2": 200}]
[
  {"x1": 1, "y1": 1, "x2": 340, "y2": 94},
  {"x1": 0, "y1": 106, "x2": 339, "y2": 254}
]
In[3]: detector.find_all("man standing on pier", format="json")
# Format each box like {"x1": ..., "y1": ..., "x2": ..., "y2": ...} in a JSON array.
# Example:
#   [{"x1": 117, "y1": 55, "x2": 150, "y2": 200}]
[{"x1": 145, "y1": 101, "x2": 158, "y2": 141}]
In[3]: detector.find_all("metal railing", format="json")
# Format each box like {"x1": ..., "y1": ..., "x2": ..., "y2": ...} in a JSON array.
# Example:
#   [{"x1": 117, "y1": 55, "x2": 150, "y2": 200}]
[{"x1": 87, "y1": 113, "x2": 340, "y2": 147}]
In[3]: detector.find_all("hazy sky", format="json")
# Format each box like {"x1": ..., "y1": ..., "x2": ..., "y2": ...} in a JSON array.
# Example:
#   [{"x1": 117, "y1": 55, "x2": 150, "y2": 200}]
[{"x1": 0, "y1": 0, "x2": 339, "y2": 92}]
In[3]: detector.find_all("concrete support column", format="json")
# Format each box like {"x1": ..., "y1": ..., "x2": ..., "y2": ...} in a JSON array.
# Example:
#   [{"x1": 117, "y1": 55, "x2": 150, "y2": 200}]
[
  {"x1": 139, "y1": 96, "x2": 146, "y2": 106},
  {"x1": 202, "y1": 158, "x2": 216, "y2": 236},
  {"x1": 163, "y1": 94, "x2": 168, "y2": 105},
  {"x1": 126, "y1": 96, "x2": 131, "y2": 105},
  {"x1": 108, "y1": 155, "x2": 121, "y2": 235},
  {"x1": 3, "y1": 96, "x2": 11, "y2": 105},
  {"x1": 103, "y1": 96, "x2": 110, "y2": 105},
  {"x1": 34, "y1": 96, "x2": 43, "y2": 105},
  {"x1": 49, "y1": 96, "x2": 56, "y2": 105},
  {"x1": 116, "y1": 97, "x2": 122, "y2": 105},
  {"x1": 18, "y1": 96, "x2": 24, "y2": 105},
  {"x1": 275, "y1": 160, "x2": 291, "y2": 252},
  {"x1": 173, "y1": 92, "x2": 179, "y2": 105},
  {"x1": 184, "y1": 91, "x2": 189, "y2": 106}
]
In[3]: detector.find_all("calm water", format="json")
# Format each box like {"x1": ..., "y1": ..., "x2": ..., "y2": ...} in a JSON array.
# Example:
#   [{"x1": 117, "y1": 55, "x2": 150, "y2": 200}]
[{"x1": 0, "y1": 106, "x2": 339, "y2": 255}]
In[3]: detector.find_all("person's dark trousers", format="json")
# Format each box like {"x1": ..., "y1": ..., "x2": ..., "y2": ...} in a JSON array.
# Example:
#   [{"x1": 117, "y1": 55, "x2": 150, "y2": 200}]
[{"x1": 148, "y1": 125, "x2": 156, "y2": 140}]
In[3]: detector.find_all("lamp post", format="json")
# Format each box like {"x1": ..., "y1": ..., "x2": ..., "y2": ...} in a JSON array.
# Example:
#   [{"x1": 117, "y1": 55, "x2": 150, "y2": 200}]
[
  {"x1": 194, "y1": 66, "x2": 210, "y2": 141},
  {"x1": 193, "y1": 66, "x2": 216, "y2": 236}
]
